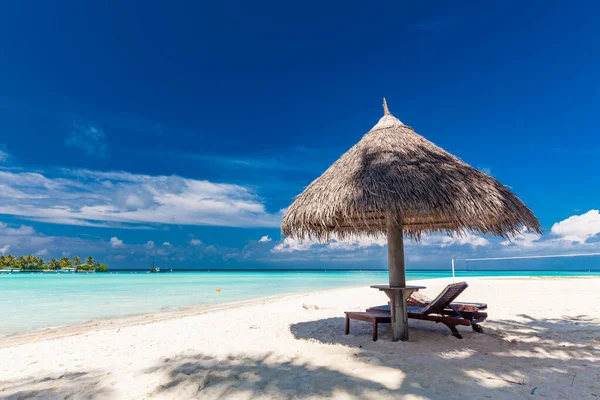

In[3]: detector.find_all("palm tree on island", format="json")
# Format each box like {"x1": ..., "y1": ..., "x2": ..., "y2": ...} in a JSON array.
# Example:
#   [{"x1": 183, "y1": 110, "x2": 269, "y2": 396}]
[
  {"x1": 25, "y1": 254, "x2": 35, "y2": 267},
  {"x1": 59, "y1": 257, "x2": 72, "y2": 270},
  {"x1": 0, "y1": 253, "x2": 108, "y2": 272}
]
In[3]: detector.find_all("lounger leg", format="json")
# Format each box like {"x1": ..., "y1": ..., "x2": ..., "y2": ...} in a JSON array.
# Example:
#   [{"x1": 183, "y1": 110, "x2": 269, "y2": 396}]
[
  {"x1": 345, "y1": 315, "x2": 350, "y2": 335},
  {"x1": 442, "y1": 322, "x2": 463, "y2": 339},
  {"x1": 472, "y1": 323, "x2": 484, "y2": 333},
  {"x1": 372, "y1": 321, "x2": 378, "y2": 341}
]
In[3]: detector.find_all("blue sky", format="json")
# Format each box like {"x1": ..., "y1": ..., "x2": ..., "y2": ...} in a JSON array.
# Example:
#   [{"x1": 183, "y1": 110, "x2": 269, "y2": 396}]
[{"x1": 1, "y1": 1, "x2": 600, "y2": 269}]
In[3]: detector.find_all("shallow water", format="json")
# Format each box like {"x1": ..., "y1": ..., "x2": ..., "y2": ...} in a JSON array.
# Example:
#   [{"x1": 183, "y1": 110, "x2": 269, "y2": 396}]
[{"x1": 1, "y1": 269, "x2": 598, "y2": 337}]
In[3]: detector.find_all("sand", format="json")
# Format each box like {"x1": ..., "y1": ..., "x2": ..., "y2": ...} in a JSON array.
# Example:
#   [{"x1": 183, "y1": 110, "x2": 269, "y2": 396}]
[{"x1": 0, "y1": 277, "x2": 598, "y2": 399}]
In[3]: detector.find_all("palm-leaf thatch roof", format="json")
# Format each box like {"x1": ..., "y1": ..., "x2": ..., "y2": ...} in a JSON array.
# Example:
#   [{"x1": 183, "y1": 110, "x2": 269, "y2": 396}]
[{"x1": 282, "y1": 99, "x2": 541, "y2": 242}]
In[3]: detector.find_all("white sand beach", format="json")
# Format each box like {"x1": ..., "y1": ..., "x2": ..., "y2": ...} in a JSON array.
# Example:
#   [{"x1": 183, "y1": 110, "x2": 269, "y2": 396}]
[{"x1": 0, "y1": 277, "x2": 599, "y2": 399}]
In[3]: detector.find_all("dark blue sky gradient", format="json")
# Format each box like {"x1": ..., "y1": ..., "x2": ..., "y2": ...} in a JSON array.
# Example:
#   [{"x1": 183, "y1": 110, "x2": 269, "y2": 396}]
[{"x1": 0, "y1": 1, "x2": 599, "y2": 267}]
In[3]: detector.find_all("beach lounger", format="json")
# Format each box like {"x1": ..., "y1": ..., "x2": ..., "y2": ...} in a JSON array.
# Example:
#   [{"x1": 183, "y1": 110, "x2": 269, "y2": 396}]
[
  {"x1": 367, "y1": 282, "x2": 487, "y2": 313},
  {"x1": 407, "y1": 289, "x2": 487, "y2": 310},
  {"x1": 346, "y1": 282, "x2": 487, "y2": 340}
]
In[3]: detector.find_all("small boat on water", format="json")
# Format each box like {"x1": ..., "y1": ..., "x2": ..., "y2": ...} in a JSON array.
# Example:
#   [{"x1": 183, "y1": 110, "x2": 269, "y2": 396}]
[{"x1": 149, "y1": 262, "x2": 161, "y2": 273}]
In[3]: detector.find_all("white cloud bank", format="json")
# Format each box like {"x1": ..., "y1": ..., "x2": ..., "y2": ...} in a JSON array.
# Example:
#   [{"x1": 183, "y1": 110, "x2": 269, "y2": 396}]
[
  {"x1": 271, "y1": 232, "x2": 489, "y2": 254},
  {"x1": 550, "y1": 210, "x2": 600, "y2": 243},
  {"x1": 422, "y1": 233, "x2": 490, "y2": 248},
  {"x1": 0, "y1": 168, "x2": 281, "y2": 229},
  {"x1": 258, "y1": 235, "x2": 272, "y2": 243},
  {"x1": 272, "y1": 237, "x2": 317, "y2": 253},
  {"x1": 269, "y1": 210, "x2": 600, "y2": 257},
  {"x1": 0, "y1": 222, "x2": 35, "y2": 236},
  {"x1": 267, "y1": 210, "x2": 600, "y2": 265},
  {"x1": 501, "y1": 228, "x2": 541, "y2": 248},
  {"x1": 272, "y1": 235, "x2": 388, "y2": 253}
]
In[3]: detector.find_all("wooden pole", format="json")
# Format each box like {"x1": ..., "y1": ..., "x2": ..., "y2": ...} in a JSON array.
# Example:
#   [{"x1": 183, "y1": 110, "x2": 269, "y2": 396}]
[
  {"x1": 387, "y1": 218, "x2": 406, "y2": 287},
  {"x1": 387, "y1": 217, "x2": 409, "y2": 341},
  {"x1": 383, "y1": 98, "x2": 391, "y2": 115}
]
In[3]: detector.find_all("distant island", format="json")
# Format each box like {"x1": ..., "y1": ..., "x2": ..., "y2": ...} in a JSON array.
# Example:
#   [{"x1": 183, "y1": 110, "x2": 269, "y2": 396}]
[{"x1": 0, "y1": 254, "x2": 108, "y2": 272}]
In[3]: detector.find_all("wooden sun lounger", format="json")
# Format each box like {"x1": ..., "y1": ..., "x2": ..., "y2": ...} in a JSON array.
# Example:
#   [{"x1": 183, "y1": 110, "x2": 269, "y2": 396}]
[
  {"x1": 345, "y1": 282, "x2": 487, "y2": 340},
  {"x1": 409, "y1": 299, "x2": 487, "y2": 310},
  {"x1": 367, "y1": 282, "x2": 487, "y2": 315},
  {"x1": 368, "y1": 302, "x2": 487, "y2": 314}
]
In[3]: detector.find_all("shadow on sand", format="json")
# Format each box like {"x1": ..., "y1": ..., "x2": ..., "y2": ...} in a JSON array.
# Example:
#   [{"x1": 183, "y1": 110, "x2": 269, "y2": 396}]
[
  {"x1": 0, "y1": 371, "x2": 114, "y2": 400},
  {"x1": 144, "y1": 352, "x2": 411, "y2": 399},
  {"x1": 286, "y1": 314, "x2": 599, "y2": 399},
  {"x1": 1, "y1": 315, "x2": 597, "y2": 399}
]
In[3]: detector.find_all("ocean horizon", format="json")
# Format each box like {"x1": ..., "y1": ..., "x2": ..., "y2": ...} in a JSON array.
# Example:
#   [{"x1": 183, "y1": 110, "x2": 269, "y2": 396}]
[{"x1": 2, "y1": 269, "x2": 599, "y2": 338}]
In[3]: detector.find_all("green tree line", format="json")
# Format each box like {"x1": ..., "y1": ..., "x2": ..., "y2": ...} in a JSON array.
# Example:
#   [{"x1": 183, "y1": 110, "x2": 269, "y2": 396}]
[{"x1": 0, "y1": 254, "x2": 108, "y2": 272}]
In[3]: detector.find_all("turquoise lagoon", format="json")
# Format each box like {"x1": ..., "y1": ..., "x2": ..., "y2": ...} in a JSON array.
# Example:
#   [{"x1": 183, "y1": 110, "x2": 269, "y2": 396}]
[{"x1": 1, "y1": 269, "x2": 598, "y2": 337}]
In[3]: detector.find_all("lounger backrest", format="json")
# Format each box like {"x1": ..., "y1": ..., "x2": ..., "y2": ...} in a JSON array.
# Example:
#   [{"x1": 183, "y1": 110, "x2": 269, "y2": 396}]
[{"x1": 420, "y1": 282, "x2": 468, "y2": 315}]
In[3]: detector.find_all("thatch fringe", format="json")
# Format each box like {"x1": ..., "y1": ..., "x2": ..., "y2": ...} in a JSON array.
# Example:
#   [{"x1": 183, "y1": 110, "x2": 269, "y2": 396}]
[{"x1": 282, "y1": 108, "x2": 541, "y2": 242}]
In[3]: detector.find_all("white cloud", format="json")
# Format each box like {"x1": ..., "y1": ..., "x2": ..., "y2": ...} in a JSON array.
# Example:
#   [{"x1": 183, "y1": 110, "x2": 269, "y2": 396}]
[
  {"x1": 190, "y1": 239, "x2": 202, "y2": 246},
  {"x1": 258, "y1": 235, "x2": 272, "y2": 243},
  {"x1": 326, "y1": 235, "x2": 387, "y2": 250},
  {"x1": 0, "y1": 184, "x2": 40, "y2": 200},
  {"x1": 65, "y1": 122, "x2": 108, "y2": 157},
  {"x1": 0, "y1": 233, "x2": 105, "y2": 263},
  {"x1": 36, "y1": 249, "x2": 48, "y2": 256},
  {"x1": 551, "y1": 210, "x2": 600, "y2": 243},
  {"x1": 109, "y1": 237, "x2": 124, "y2": 248},
  {"x1": 0, "y1": 222, "x2": 35, "y2": 236},
  {"x1": 443, "y1": 233, "x2": 489, "y2": 248},
  {"x1": 0, "y1": 168, "x2": 281, "y2": 229},
  {"x1": 0, "y1": 244, "x2": 10, "y2": 254},
  {"x1": 272, "y1": 237, "x2": 317, "y2": 253},
  {"x1": 162, "y1": 242, "x2": 172, "y2": 247},
  {"x1": 418, "y1": 232, "x2": 489, "y2": 248},
  {"x1": 144, "y1": 240, "x2": 155, "y2": 249},
  {"x1": 501, "y1": 228, "x2": 541, "y2": 248},
  {"x1": 271, "y1": 234, "x2": 387, "y2": 253}
]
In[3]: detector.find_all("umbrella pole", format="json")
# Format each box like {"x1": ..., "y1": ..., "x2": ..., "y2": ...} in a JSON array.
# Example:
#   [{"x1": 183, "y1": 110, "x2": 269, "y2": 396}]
[{"x1": 387, "y1": 218, "x2": 409, "y2": 341}]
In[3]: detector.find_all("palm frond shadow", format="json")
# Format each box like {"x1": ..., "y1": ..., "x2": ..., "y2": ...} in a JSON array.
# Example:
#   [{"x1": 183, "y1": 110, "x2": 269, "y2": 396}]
[
  {"x1": 1, "y1": 314, "x2": 597, "y2": 399},
  {"x1": 286, "y1": 314, "x2": 599, "y2": 399},
  {"x1": 144, "y1": 352, "x2": 402, "y2": 399},
  {"x1": 0, "y1": 371, "x2": 113, "y2": 400}
]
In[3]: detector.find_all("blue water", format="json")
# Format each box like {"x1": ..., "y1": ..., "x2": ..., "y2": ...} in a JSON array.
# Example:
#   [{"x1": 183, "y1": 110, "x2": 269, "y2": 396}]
[{"x1": 1, "y1": 269, "x2": 598, "y2": 337}]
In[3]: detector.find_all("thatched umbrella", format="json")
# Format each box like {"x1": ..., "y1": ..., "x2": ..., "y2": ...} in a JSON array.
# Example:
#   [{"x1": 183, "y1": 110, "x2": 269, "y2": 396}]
[{"x1": 282, "y1": 99, "x2": 541, "y2": 341}]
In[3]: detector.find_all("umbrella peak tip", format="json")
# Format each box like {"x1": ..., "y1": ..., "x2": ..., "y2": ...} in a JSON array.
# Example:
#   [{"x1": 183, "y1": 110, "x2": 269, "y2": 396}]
[
  {"x1": 372, "y1": 99, "x2": 405, "y2": 130},
  {"x1": 383, "y1": 98, "x2": 391, "y2": 115}
]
